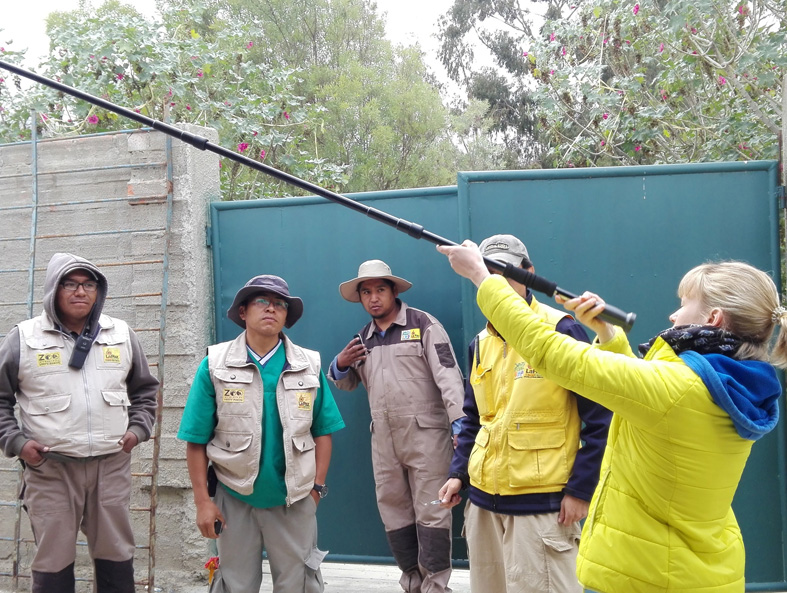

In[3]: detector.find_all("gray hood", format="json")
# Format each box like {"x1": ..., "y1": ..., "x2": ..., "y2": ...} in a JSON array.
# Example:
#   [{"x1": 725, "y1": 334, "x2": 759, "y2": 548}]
[{"x1": 43, "y1": 252, "x2": 108, "y2": 332}]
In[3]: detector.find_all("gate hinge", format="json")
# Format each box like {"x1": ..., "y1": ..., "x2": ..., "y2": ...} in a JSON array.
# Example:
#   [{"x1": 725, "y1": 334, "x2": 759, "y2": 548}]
[
  {"x1": 778, "y1": 186, "x2": 786, "y2": 209},
  {"x1": 205, "y1": 224, "x2": 212, "y2": 247}
]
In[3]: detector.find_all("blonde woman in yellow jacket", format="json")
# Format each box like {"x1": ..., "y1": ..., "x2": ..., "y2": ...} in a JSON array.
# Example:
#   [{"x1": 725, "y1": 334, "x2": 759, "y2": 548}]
[{"x1": 437, "y1": 241, "x2": 787, "y2": 593}]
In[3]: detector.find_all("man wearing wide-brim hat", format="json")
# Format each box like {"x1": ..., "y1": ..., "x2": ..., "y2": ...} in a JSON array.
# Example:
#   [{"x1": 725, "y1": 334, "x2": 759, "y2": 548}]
[
  {"x1": 328, "y1": 260, "x2": 465, "y2": 593},
  {"x1": 178, "y1": 274, "x2": 345, "y2": 593}
]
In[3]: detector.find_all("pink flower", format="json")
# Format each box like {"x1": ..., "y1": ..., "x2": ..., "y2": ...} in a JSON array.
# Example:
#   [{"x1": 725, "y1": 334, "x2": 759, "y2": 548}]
[
  {"x1": 259, "y1": 149, "x2": 266, "y2": 160},
  {"x1": 635, "y1": 145, "x2": 641, "y2": 152},
  {"x1": 0, "y1": 48, "x2": 4, "y2": 52},
  {"x1": 0, "y1": 78, "x2": 4, "y2": 83},
  {"x1": 89, "y1": 54, "x2": 95, "y2": 59},
  {"x1": 197, "y1": 70, "x2": 203, "y2": 77},
  {"x1": 246, "y1": 41, "x2": 254, "y2": 49},
  {"x1": 550, "y1": 32, "x2": 555, "y2": 42},
  {"x1": 562, "y1": 46, "x2": 566, "y2": 56},
  {"x1": 283, "y1": 111, "x2": 290, "y2": 120},
  {"x1": 600, "y1": 140, "x2": 605, "y2": 146},
  {"x1": 88, "y1": 115, "x2": 99, "y2": 124},
  {"x1": 550, "y1": 69, "x2": 555, "y2": 75},
  {"x1": 718, "y1": 75, "x2": 727, "y2": 85},
  {"x1": 522, "y1": 51, "x2": 528, "y2": 57},
  {"x1": 170, "y1": 102, "x2": 176, "y2": 107},
  {"x1": 116, "y1": 73, "x2": 124, "y2": 80},
  {"x1": 691, "y1": 27, "x2": 697, "y2": 34},
  {"x1": 238, "y1": 142, "x2": 249, "y2": 152},
  {"x1": 633, "y1": 4, "x2": 639, "y2": 15},
  {"x1": 40, "y1": 113, "x2": 48, "y2": 121},
  {"x1": 602, "y1": 113, "x2": 609, "y2": 120},
  {"x1": 191, "y1": 56, "x2": 197, "y2": 60},
  {"x1": 659, "y1": 43, "x2": 664, "y2": 53},
  {"x1": 168, "y1": 88, "x2": 173, "y2": 97},
  {"x1": 603, "y1": 38, "x2": 609, "y2": 45},
  {"x1": 134, "y1": 109, "x2": 140, "y2": 113},
  {"x1": 660, "y1": 90, "x2": 668, "y2": 100},
  {"x1": 186, "y1": 104, "x2": 192, "y2": 110}
]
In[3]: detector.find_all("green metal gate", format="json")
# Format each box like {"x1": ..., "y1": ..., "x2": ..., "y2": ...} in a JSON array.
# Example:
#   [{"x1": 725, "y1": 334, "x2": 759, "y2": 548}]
[{"x1": 209, "y1": 161, "x2": 786, "y2": 588}]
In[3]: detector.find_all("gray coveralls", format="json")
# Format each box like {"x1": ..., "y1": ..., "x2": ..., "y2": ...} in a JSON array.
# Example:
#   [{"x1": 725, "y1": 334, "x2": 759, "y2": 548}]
[{"x1": 330, "y1": 302, "x2": 464, "y2": 593}]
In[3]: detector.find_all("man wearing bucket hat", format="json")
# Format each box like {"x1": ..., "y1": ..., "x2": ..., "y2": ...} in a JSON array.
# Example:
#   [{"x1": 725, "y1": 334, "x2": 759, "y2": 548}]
[
  {"x1": 328, "y1": 260, "x2": 464, "y2": 593},
  {"x1": 178, "y1": 274, "x2": 345, "y2": 593},
  {"x1": 437, "y1": 234, "x2": 611, "y2": 593}
]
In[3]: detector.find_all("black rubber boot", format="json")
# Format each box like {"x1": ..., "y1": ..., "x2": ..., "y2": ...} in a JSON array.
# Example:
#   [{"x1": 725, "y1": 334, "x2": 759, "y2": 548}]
[
  {"x1": 94, "y1": 558, "x2": 135, "y2": 593},
  {"x1": 32, "y1": 562, "x2": 75, "y2": 593}
]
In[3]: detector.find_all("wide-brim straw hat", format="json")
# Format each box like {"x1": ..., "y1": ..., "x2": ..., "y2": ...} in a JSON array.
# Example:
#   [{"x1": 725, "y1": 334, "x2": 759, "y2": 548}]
[
  {"x1": 338, "y1": 260, "x2": 412, "y2": 303},
  {"x1": 227, "y1": 274, "x2": 304, "y2": 329}
]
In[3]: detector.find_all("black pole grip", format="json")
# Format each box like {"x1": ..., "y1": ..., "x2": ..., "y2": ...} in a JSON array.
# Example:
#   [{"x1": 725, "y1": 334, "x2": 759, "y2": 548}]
[
  {"x1": 498, "y1": 262, "x2": 558, "y2": 296},
  {"x1": 0, "y1": 60, "x2": 637, "y2": 331},
  {"x1": 555, "y1": 287, "x2": 636, "y2": 332}
]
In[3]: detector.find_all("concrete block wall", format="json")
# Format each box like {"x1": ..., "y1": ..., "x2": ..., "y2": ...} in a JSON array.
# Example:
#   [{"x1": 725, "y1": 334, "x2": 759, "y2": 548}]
[{"x1": 0, "y1": 125, "x2": 219, "y2": 591}]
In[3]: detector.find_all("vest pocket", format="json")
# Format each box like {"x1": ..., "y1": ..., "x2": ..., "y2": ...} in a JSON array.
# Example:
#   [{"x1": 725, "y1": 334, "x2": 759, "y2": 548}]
[
  {"x1": 101, "y1": 390, "x2": 130, "y2": 439},
  {"x1": 207, "y1": 430, "x2": 254, "y2": 483},
  {"x1": 282, "y1": 374, "x2": 319, "y2": 420},
  {"x1": 507, "y1": 427, "x2": 569, "y2": 488},
  {"x1": 291, "y1": 432, "x2": 317, "y2": 489},
  {"x1": 470, "y1": 365, "x2": 493, "y2": 417},
  {"x1": 468, "y1": 427, "x2": 490, "y2": 488},
  {"x1": 25, "y1": 393, "x2": 71, "y2": 415},
  {"x1": 393, "y1": 342, "x2": 430, "y2": 381}
]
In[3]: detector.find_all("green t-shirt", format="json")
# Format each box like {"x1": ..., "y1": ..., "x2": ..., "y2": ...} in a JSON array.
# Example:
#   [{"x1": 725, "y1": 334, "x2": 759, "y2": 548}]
[{"x1": 177, "y1": 342, "x2": 345, "y2": 508}]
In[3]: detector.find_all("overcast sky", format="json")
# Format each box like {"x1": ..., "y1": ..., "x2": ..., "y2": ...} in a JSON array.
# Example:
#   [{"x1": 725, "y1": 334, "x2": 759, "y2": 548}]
[{"x1": 2, "y1": 0, "x2": 455, "y2": 70}]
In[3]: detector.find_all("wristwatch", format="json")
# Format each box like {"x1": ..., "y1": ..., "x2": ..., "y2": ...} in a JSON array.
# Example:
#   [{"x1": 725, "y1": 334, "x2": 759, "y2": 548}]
[{"x1": 312, "y1": 483, "x2": 329, "y2": 499}]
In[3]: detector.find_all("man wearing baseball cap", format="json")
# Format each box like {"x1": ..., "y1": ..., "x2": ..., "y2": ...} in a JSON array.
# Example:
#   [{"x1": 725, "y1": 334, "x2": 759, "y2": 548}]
[
  {"x1": 328, "y1": 260, "x2": 464, "y2": 593},
  {"x1": 438, "y1": 234, "x2": 612, "y2": 593},
  {"x1": 178, "y1": 274, "x2": 345, "y2": 593}
]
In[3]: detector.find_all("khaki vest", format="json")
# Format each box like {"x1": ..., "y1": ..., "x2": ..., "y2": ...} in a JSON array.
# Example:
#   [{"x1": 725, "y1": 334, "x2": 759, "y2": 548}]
[
  {"x1": 207, "y1": 333, "x2": 322, "y2": 503},
  {"x1": 468, "y1": 297, "x2": 581, "y2": 495},
  {"x1": 16, "y1": 313, "x2": 133, "y2": 457}
]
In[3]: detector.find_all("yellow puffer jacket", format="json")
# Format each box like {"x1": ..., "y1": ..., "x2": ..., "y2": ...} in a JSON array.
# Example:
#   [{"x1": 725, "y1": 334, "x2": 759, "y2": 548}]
[{"x1": 478, "y1": 275, "x2": 753, "y2": 593}]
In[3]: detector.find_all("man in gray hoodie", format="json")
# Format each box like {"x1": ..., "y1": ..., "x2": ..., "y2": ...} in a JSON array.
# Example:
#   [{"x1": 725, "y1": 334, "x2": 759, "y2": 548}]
[{"x1": 0, "y1": 253, "x2": 158, "y2": 593}]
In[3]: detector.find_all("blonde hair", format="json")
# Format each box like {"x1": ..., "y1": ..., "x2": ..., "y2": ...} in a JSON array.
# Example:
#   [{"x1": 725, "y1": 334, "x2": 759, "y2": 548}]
[{"x1": 678, "y1": 261, "x2": 787, "y2": 368}]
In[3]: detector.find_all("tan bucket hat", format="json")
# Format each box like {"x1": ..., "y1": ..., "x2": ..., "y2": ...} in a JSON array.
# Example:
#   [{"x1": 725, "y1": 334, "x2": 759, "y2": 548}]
[{"x1": 339, "y1": 260, "x2": 412, "y2": 303}]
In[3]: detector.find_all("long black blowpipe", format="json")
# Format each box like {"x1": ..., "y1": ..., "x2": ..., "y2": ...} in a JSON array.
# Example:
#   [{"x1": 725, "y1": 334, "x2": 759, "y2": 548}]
[{"x1": 0, "y1": 60, "x2": 636, "y2": 332}]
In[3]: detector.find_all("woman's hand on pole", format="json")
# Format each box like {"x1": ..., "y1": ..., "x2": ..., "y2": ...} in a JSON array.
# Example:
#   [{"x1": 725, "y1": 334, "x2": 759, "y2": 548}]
[
  {"x1": 436, "y1": 241, "x2": 491, "y2": 287},
  {"x1": 557, "y1": 291, "x2": 617, "y2": 344}
]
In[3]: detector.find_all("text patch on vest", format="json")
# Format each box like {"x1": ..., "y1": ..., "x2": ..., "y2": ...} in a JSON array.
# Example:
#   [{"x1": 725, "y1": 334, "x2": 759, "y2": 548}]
[
  {"x1": 296, "y1": 392, "x2": 312, "y2": 411},
  {"x1": 401, "y1": 328, "x2": 421, "y2": 341},
  {"x1": 103, "y1": 347, "x2": 121, "y2": 364},
  {"x1": 223, "y1": 389, "x2": 245, "y2": 403},
  {"x1": 36, "y1": 352, "x2": 62, "y2": 367}
]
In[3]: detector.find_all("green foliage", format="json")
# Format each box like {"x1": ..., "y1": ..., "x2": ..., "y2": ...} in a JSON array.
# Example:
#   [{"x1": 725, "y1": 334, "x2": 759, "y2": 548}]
[
  {"x1": 195, "y1": 0, "x2": 460, "y2": 190},
  {"x1": 439, "y1": 0, "x2": 786, "y2": 168},
  {"x1": 0, "y1": 0, "x2": 346, "y2": 199}
]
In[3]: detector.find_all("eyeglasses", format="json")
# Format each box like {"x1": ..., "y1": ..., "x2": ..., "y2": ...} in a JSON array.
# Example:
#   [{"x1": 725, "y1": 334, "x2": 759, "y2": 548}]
[
  {"x1": 60, "y1": 280, "x2": 99, "y2": 293},
  {"x1": 250, "y1": 297, "x2": 289, "y2": 311}
]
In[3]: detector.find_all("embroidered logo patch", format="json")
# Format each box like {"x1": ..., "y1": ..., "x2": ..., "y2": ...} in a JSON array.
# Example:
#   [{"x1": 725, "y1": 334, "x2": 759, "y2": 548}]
[
  {"x1": 103, "y1": 347, "x2": 121, "y2": 364},
  {"x1": 296, "y1": 392, "x2": 312, "y2": 411},
  {"x1": 222, "y1": 389, "x2": 245, "y2": 403},
  {"x1": 401, "y1": 328, "x2": 421, "y2": 341},
  {"x1": 36, "y1": 352, "x2": 62, "y2": 367},
  {"x1": 514, "y1": 362, "x2": 542, "y2": 379}
]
